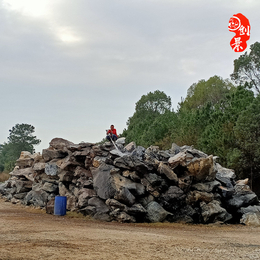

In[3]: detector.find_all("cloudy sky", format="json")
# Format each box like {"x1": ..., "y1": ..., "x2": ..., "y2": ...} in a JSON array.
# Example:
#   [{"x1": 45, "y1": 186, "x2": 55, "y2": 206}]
[{"x1": 0, "y1": 0, "x2": 259, "y2": 152}]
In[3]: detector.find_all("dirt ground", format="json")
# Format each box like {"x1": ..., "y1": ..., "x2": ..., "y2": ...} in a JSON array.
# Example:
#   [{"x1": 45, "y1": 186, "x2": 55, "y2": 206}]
[{"x1": 0, "y1": 199, "x2": 260, "y2": 260}]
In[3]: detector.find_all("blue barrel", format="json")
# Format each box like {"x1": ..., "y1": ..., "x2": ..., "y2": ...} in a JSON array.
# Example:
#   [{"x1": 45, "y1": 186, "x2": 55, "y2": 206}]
[{"x1": 54, "y1": 196, "x2": 67, "y2": 216}]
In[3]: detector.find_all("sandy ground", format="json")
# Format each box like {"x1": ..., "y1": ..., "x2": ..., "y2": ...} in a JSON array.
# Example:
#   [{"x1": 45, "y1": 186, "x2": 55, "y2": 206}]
[{"x1": 0, "y1": 199, "x2": 260, "y2": 260}]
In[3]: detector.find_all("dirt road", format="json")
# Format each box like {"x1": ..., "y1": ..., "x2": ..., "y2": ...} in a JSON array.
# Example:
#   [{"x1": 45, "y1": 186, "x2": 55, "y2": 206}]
[{"x1": 0, "y1": 199, "x2": 260, "y2": 260}]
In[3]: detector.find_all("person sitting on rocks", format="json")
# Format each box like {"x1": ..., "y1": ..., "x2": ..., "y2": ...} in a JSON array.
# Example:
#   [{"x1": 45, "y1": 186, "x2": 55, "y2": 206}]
[{"x1": 106, "y1": 125, "x2": 118, "y2": 142}]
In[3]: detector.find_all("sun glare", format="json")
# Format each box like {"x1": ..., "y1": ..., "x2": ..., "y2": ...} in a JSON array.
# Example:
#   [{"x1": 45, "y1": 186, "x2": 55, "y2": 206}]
[{"x1": 2, "y1": 0, "x2": 50, "y2": 17}]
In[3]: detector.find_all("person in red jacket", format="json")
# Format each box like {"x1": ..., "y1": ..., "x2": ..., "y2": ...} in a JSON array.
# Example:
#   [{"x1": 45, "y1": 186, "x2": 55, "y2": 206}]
[{"x1": 106, "y1": 125, "x2": 118, "y2": 142}]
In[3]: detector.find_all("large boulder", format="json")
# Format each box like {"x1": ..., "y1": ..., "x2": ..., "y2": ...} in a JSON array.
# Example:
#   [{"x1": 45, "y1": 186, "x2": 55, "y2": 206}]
[
  {"x1": 9, "y1": 167, "x2": 34, "y2": 182},
  {"x1": 157, "y1": 162, "x2": 178, "y2": 182},
  {"x1": 49, "y1": 138, "x2": 74, "y2": 150},
  {"x1": 187, "y1": 155, "x2": 216, "y2": 182},
  {"x1": 91, "y1": 164, "x2": 117, "y2": 200},
  {"x1": 200, "y1": 200, "x2": 232, "y2": 223},
  {"x1": 23, "y1": 190, "x2": 49, "y2": 207},
  {"x1": 240, "y1": 212, "x2": 260, "y2": 226},
  {"x1": 146, "y1": 201, "x2": 171, "y2": 223}
]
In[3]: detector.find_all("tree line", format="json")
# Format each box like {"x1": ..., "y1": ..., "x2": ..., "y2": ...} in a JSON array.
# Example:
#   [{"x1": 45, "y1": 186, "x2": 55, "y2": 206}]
[{"x1": 122, "y1": 42, "x2": 260, "y2": 192}]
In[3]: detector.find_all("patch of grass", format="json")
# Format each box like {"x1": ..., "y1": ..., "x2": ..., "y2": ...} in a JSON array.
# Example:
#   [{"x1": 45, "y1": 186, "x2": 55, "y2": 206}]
[{"x1": 0, "y1": 172, "x2": 10, "y2": 182}]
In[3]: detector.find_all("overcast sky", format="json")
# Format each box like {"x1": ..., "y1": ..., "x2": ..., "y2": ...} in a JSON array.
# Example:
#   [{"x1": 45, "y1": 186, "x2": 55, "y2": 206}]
[{"x1": 0, "y1": 0, "x2": 259, "y2": 152}]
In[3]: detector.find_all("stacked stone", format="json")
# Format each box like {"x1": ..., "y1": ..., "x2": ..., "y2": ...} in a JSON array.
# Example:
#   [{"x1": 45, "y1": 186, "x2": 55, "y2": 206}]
[{"x1": 0, "y1": 138, "x2": 259, "y2": 225}]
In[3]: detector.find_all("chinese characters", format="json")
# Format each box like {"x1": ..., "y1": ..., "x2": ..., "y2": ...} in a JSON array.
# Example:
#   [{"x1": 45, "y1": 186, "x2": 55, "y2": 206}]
[{"x1": 228, "y1": 13, "x2": 250, "y2": 52}]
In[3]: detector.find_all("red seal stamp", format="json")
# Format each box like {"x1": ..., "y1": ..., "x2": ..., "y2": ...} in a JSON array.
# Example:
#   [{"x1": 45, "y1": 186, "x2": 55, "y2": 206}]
[{"x1": 228, "y1": 13, "x2": 250, "y2": 52}]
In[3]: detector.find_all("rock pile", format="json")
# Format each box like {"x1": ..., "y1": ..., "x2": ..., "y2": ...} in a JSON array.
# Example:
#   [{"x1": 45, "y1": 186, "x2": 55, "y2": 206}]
[{"x1": 1, "y1": 138, "x2": 260, "y2": 225}]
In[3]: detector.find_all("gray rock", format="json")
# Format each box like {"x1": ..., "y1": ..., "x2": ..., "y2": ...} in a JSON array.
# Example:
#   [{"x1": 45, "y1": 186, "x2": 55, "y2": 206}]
[
  {"x1": 93, "y1": 212, "x2": 112, "y2": 222},
  {"x1": 116, "y1": 137, "x2": 126, "y2": 145},
  {"x1": 79, "y1": 206, "x2": 96, "y2": 216},
  {"x1": 238, "y1": 205, "x2": 260, "y2": 215},
  {"x1": 170, "y1": 143, "x2": 181, "y2": 155},
  {"x1": 106, "y1": 198, "x2": 127, "y2": 211},
  {"x1": 200, "y1": 200, "x2": 232, "y2": 223},
  {"x1": 158, "y1": 162, "x2": 178, "y2": 182},
  {"x1": 131, "y1": 146, "x2": 146, "y2": 161},
  {"x1": 215, "y1": 163, "x2": 236, "y2": 179},
  {"x1": 33, "y1": 162, "x2": 46, "y2": 172},
  {"x1": 46, "y1": 198, "x2": 55, "y2": 214},
  {"x1": 192, "y1": 180, "x2": 220, "y2": 193},
  {"x1": 23, "y1": 190, "x2": 49, "y2": 207},
  {"x1": 9, "y1": 168, "x2": 35, "y2": 182},
  {"x1": 114, "y1": 187, "x2": 136, "y2": 206},
  {"x1": 146, "y1": 201, "x2": 171, "y2": 223},
  {"x1": 77, "y1": 188, "x2": 97, "y2": 208},
  {"x1": 110, "y1": 149, "x2": 126, "y2": 157},
  {"x1": 186, "y1": 191, "x2": 214, "y2": 205},
  {"x1": 45, "y1": 162, "x2": 59, "y2": 176},
  {"x1": 91, "y1": 164, "x2": 117, "y2": 200},
  {"x1": 226, "y1": 184, "x2": 258, "y2": 209},
  {"x1": 88, "y1": 197, "x2": 110, "y2": 213},
  {"x1": 42, "y1": 182, "x2": 58, "y2": 193},
  {"x1": 124, "y1": 142, "x2": 136, "y2": 153},
  {"x1": 126, "y1": 203, "x2": 147, "y2": 216},
  {"x1": 13, "y1": 192, "x2": 28, "y2": 199},
  {"x1": 15, "y1": 180, "x2": 33, "y2": 193},
  {"x1": 122, "y1": 170, "x2": 140, "y2": 182},
  {"x1": 240, "y1": 212, "x2": 260, "y2": 226},
  {"x1": 114, "y1": 155, "x2": 148, "y2": 173},
  {"x1": 49, "y1": 138, "x2": 74, "y2": 150},
  {"x1": 42, "y1": 149, "x2": 67, "y2": 162}
]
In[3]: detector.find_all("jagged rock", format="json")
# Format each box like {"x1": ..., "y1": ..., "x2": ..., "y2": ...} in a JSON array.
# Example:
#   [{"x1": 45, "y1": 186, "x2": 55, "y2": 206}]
[
  {"x1": 116, "y1": 137, "x2": 126, "y2": 145},
  {"x1": 112, "y1": 173, "x2": 145, "y2": 197},
  {"x1": 45, "y1": 161, "x2": 59, "y2": 176},
  {"x1": 110, "y1": 209, "x2": 136, "y2": 223},
  {"x1": 42, "y1": 182, "x2": 58, "y2": 193},
  {"x1": 146, "y1": 201, "x2": 171, "y2": 223},
  {"x1": 186, "y1": 191, "x2": 214, "y2": 205},
  {"x1": 88, "y1": 197, "x2": 110, "y2": 213},
  {"x1": 158, "y1": 162, "x2": 178, "y2": 182},
  {"x1": 236, "y1": 178, "x2": 249, "y2": 185},
  {"x1": 9, "y1": 168, "x2": 34, "y2": 182},
  {"x1": 131, "y1": 146, "x2": 146, "y2": 161},
  {"x1": 91, "y1": 164, "x2": 117, "y2": 200},
  {"x1": 58, "y1": 170, "x2": 74, "y2": 182},
  {"x1": 58, "y1": 182, "x2": 77, "y2": 211},
  {"x1": 106, "y1": 198, "x2": 127, "y2": 211},
  {"x1": 74, "y1": 166, "x2": 92, "y2": 178},
  {"x1": 187, "y1": 155, "x2": 216, "y2": 182},
  {"x1": 77, "y1": 188, "x2": 97, "y2": 208},
  {"x1": 215, "y1": 175, "x2": 234, "y2": 188},
  {"x1": 200, "y1": 200, "x2": 232, "y2": 223},
  {"x1": 226, "y1": 184, "x2": 258, "y2": 209},
  {"x1": 144, "y1": 173, "x2": 163, "y2": 187},
  {"x1": 168, "y1": 151, "x2": 193, "y2": 169},
  {"x1": 124, "y1": 142, "x2": 136, "y2": 153},
  {"x1": 49, "y1": 138, "x2": 74, "y2": 150},
  {"x1": 126, "y1": 203, "x2": 147, "y2": 218},
  {"x1": 167, "y1": 205, "x2": 195, "y2": 223},
  {"x1": 139, "y1": 195, "x2": 154, "y2": 208},
  {"x1": 110, "y1": 149, "x2": 126, "y2": 157},
  {"x1": 23, "y1": 190, "x2": 49, "y2": 207},
  {"x1": 192, "y1": 180, "x2": 220, "y2": 193},
  {"x1": 170, "y1": 143, "x2": 181, "y2": 155},
  {"x1": 15, "y1": 180, "x2": 33, "y2": 193},
  {"x1": 178, "y1": 175, "x2": 192, "y2": 192},
  {"x1": 16, "y1": 151, "x2": 34, "y2": 168},
  {"x1": 215, "y1": 163, "x2": 236, "y2": 180},
  {"x1": 217, "y1": 186, "x2": 234, "y2": 199},
  {"x1": 240, "y1": 212, "x2": 260, "y2": 226},
  {"x1": 114, "y1": 155, "x2": 148, "y2": 173},
  {"x1": 33, "y1": 162, "x2": 46, "y2": 172},
  {"x1": 42, "y1": 149, "x2": 68, "y2": 162},
  {"x1": 46, "y1": 198, "x2": 55, "y2": 214},
  {"x1": 79, "y1": 206, "x2": 96, "y2": 216},
  {"x1": 92, "y1": 156, "x2": 107, "y2": 168},
  {"x1": 114, "y1": 187, "x2": 135, "y2": 206},
  {"x1": 122, "y1": 170, "x2": 140, "y2": 182},
  {"x1": 93, "y1": 212, "x2": 112, "y2": 222},
  {"x1": 13, "y1": 192, "x2": 28, "y2": 199},
  {"x1": 238, "y1": 205, "x2": 260, "y2": 215}
]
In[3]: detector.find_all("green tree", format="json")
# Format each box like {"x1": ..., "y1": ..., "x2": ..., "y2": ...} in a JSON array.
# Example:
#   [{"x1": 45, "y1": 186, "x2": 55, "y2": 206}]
[
  {"x1": 0, "y1": 124, "x2": 41, "y2": 172},
  {"x1": 231, "y1": 41, "x2": 260, "y2": 93},
  {"x1": 180, "y1": 75, "x2": 235, "y2": 110},
  {"x1": 233, "y1": 95, "x2": 260, "y2": 189},
  {"x1": 123, "y1": 90, "x2": 172, "y2": 147}
]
